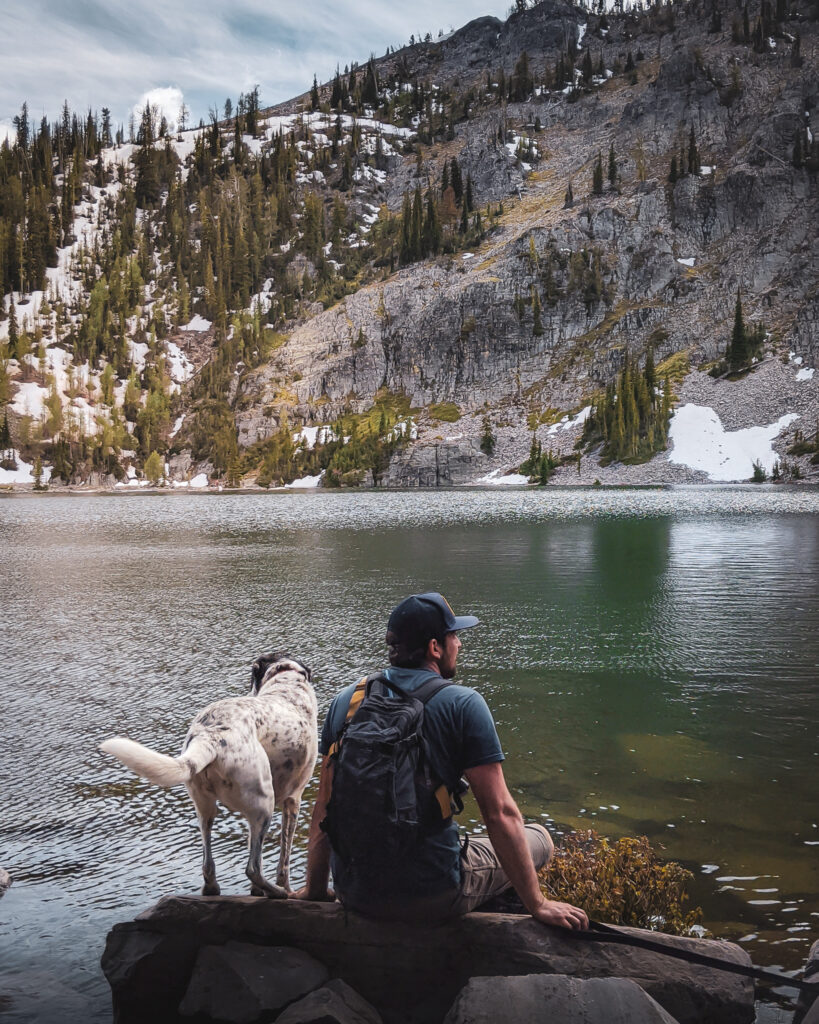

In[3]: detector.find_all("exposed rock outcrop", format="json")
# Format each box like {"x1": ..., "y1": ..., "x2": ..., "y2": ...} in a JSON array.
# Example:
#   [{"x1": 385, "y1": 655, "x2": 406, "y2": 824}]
[
  {"x1": 101, "y1": 896, "x2": 755, "y2": 1024},
  {"x1": 443, "y1": 974, "x2": 680, "y2": 1024}
]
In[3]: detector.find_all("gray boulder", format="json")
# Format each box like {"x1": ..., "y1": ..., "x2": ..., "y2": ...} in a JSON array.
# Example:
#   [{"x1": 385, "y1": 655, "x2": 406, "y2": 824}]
[
  {"x1": 444, "y1": 974, "x2": 679, "y2": 1023},
  {"x1": 101, "y1": 897, "x2": 755, "y2": 1024},
  {"x1": 795, "y1": 939, "x2": 819, "y2": 1024},
  {"x1": 178, "y1": 941, "x2": 328, "y2": 1022},
  {"x1": 276, "y1": 978, "x2": 383, "y2": 1024},
  {"x1": 0, "y1": 866, "x2": 12, "y2": 896}
]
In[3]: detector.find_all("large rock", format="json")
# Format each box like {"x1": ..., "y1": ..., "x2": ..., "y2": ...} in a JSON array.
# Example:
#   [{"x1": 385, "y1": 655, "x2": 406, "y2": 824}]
[
  {"x1": 0, "y1": 866, "x2": 12, "y2": 896},
  {"x1": 276, "y1": 979, "x2": 382, "y2": 1024},
  {"x1": 795, "y1": 939, "x2": 819, "y2": 1024},
  {"x1": 101, "y1": 897, "x2": 755, "y2": 1024},
  {"x1": 443, "y1": 974, "x2": 679, "y2": 1023},
  {"x1": 178, "y1": 942, "x2": 328, "y2": 1022}
]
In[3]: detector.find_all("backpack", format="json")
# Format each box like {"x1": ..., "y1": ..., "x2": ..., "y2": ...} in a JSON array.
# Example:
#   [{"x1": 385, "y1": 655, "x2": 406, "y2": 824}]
[{"x1": 320, "y1": 672, "x2": 464, "y2": 899}]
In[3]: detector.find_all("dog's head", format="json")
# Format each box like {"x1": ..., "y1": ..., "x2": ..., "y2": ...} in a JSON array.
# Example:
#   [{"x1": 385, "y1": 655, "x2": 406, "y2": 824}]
[{"x1": 249, "y1": 651, "x2": 312, "y2": 695}]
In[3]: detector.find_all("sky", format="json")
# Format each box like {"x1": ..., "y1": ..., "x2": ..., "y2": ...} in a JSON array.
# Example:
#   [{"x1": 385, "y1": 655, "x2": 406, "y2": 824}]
[{"x1": 2, "y1": 0, "x2": 511, "y2": 138}]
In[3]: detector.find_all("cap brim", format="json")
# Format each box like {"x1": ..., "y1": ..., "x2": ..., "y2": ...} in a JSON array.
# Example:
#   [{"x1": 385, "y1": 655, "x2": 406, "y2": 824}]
[{"x1": 451, "y1": 615, "x2": 480, "y2": 631}]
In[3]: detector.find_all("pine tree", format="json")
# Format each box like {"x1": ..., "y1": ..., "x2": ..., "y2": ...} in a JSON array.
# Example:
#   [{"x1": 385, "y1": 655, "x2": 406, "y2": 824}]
[
  {"x1": 0, "y1": 408, "x2": 11, "y2": 457},
  {"x1": 465, "y1": 174, "x2": 474, "y2": 213},
  {"x1": 532, "y1": 288, "x2": 544, "y2": 336},
  {"x1": 728, "y1": 289, "x2": 747, "y2": 369},
  {"x1": 144, "y1": 450, "x2": 164, "y2": 485},
  {"x1": 607, "y1": 143, "x2": 617, "y2": 186},
  {"x1": 400, "y1": 192, "x2": 413, "y2": 263},
  {"x1": 592, "y1": 152, "x2": 604, "y2": 195},
  {"x1": 564, "y1": 180, "x2": 574, "y2": 208},
  {"x1": 8, "y1": 299, "x2": 19, "y2": 355},
  {"x1": 311, "y1": 75, "x2": 320, "y2": 111},
  {"x1": 669, "y1": 154, "x2": 678, "y2": 183},
  {"x1": 644, "y1": 347, "x2": 656, "y2": 396},
  {"x1": 451, "y1": 160, "x2": 463, "y2": 203},
  {"x1": 582, "y1": 49, "x2": 594, "y2": 83},
  {"x1": 480, "y1": 417, "x2": 496, "y2": 456}
]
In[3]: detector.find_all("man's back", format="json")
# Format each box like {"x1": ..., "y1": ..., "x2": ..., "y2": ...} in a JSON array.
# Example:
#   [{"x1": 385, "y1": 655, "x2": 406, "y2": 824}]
[{"x1": 320, "y1": 666, "x2": 504, "y2": 906}]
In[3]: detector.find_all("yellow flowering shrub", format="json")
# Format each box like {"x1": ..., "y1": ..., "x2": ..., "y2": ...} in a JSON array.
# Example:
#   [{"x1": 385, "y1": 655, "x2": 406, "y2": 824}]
[{"x1": 539, "y1": 830, "x2": 705, "y2": 936}]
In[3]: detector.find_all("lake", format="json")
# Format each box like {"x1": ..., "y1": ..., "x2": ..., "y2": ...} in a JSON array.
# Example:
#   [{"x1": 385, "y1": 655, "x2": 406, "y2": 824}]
[{"x1": 1, "y1": 487, "x2": 818, "y2": 1023}]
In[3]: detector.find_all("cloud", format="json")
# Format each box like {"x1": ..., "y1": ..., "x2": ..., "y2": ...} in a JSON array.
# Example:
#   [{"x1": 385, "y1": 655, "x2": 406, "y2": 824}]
[
  {"x1": 132, "y1": 87, "x2": 185, "y2": 135},
  {"x1": 2, "y1": 0, "x2": 510, "y2": 129}
]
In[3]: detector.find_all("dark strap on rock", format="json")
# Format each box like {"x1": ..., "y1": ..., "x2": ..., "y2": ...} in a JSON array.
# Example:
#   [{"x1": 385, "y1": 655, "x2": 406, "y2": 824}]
[{"x1": 568, "y1": 920, "x2": 819, "y2": 994}]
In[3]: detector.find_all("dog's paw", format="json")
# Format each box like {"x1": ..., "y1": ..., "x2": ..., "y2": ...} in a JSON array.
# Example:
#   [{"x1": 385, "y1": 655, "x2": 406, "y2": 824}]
[{"x1": 202, "y1": 882, "x2": 221, "y2": 896}]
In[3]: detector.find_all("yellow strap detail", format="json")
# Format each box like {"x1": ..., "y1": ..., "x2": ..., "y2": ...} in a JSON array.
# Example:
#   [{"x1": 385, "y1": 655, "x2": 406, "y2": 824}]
[
  {"x1": 435, "y1": 784, "x2": 452, "y2": 820},
  {"x1": 345, "y1": 677, "x2": 368, "y2": 721}
]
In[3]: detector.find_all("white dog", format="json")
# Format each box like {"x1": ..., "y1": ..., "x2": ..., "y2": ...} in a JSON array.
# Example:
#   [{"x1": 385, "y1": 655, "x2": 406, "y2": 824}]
[{"x1": 99, "y1": 652, "x2": 317, "y2": 898}]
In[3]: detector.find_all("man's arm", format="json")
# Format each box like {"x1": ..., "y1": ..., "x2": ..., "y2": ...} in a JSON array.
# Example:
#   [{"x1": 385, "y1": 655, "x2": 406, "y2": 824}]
[
  {"x1": 293, "y1": 755, "x2": 335, "y2": 901},
  {"x1": 464, "y1": 761, "x2": 588, "y2": 930}
]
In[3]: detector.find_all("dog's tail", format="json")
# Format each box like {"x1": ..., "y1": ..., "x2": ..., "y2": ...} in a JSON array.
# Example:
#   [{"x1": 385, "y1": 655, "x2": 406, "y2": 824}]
[{"x1": 99, "y1": 736, "x2": 216, "y2": 788}]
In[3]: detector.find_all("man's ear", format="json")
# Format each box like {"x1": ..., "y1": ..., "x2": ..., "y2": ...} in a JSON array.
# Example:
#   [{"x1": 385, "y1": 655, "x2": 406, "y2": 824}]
[{"x1": 427, "y1": 637, "x2": 442, "y2": 660}]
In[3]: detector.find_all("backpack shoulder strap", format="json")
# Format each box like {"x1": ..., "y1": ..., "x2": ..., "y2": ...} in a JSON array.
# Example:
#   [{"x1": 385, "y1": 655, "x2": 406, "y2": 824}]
[
  {"x1": 411, "y1": 674, "x2": 455, "y2": 704},
  {"x1": 345, "y1": 676, "x2": 370, "y2": 720},
  {"x1": 327, "y1": 676, "x2": 369, "y2": 757}
]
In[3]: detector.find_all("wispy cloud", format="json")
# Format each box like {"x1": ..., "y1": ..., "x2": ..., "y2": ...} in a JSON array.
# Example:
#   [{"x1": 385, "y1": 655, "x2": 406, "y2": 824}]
[{"x1": 3, "y1": 1, "x2": 509, "y2": 130}]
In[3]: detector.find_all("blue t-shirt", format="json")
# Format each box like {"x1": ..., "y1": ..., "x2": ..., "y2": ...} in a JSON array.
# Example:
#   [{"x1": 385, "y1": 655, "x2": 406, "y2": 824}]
[{"x1": 320, "y1": 666, "x2": 504, "y2": 898}]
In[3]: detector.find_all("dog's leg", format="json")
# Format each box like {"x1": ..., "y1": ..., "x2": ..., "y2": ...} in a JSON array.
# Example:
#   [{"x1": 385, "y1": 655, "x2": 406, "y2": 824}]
[
  {"x1": 276, "y1": 795, "x2": 300, "y2": 893},
  {"x1": 191, "y1": 786, "x2": 220, "y2": 896},
  {"x1": 246, "y1": 808, "x2": 288, "y2": 899},
  {"x1": 243, "y1": 747, "x2": 287, "y2": 899}
]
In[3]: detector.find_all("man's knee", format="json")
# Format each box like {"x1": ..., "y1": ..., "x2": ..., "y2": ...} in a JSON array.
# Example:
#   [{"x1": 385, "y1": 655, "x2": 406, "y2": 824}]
[{"x1": 525, "y1": 823, "x2": 554, "y2": 872}]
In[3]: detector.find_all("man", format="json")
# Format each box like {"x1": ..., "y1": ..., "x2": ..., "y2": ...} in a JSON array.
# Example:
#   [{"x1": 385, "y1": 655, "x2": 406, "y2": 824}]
[{"x1": 296, "y1": 592, "x2": 588, "y2": 931}]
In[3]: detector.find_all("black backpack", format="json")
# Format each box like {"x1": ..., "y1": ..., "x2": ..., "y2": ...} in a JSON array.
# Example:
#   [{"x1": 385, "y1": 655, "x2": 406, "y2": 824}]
[{"x1": 320, "y1": 672, "x2": 464, "y2": 898}]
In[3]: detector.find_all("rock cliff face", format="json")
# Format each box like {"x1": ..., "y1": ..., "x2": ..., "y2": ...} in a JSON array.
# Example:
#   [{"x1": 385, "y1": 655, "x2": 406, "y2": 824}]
[{"x1": 233, "y1": 0, "x2": 819, "y2": 484}]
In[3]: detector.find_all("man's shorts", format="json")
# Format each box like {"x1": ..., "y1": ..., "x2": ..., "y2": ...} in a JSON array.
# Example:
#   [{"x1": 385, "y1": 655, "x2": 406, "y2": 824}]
[{"x1": 453, "y1": 823, "x2": 554, "y2": 915}]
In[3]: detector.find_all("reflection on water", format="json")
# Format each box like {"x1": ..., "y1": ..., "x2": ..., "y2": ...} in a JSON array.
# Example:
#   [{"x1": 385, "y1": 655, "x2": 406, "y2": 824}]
[{"x1": 0, "y1": 488, "x2": 818, "y2": 1022}]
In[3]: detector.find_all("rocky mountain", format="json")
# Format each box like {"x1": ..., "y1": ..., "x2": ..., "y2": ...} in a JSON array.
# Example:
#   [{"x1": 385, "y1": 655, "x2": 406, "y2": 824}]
[{"x1": 2, "y1": 0, "x2": 818, "y2": 489}]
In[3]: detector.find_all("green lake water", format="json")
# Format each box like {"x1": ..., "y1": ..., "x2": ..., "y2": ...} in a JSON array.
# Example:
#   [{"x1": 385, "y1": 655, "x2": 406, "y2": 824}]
[{"x1": 0, "y1": 487, "x2": 817, "y2": 1022}]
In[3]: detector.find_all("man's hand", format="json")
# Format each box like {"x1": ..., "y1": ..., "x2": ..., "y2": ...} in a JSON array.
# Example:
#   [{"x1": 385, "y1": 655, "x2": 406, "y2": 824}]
[
  {"x1": 531, "y1": 898, "x2": 588, "y2": 931},
  {"x1": 291, "y1": 886, "x2": 336, "y2": 902}
]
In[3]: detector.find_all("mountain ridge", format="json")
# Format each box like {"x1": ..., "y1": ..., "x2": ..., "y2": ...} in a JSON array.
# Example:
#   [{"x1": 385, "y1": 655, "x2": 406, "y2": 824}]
[{"x1": 1, "y1": 0, "x2": 818, "y2": 489}]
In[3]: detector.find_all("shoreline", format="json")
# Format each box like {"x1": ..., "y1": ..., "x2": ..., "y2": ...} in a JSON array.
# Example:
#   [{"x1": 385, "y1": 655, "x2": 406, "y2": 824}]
[{"x1": 3, "y1": 479, "x2": 819, "y2": 498}]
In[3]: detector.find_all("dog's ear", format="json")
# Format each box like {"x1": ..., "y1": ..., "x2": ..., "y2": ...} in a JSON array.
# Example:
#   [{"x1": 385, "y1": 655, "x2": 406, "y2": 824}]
[
  {"x1": 251, "y1": 652, "x2": 312, "y2": 693},
  {"x1": 250, "y1": 653, "x2": 278, "y2": 695},
  {"x1": 280, "y1": 652, "x2": 312, "y2": 682}
]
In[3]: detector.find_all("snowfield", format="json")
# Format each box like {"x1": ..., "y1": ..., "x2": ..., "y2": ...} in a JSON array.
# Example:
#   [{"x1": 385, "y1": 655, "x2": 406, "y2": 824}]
[
  {"x1": 476, "y1": 469, "x2": 531, "y2": 485},
  {"x1": 668, "y1": 404, "x2": 799, "y2": 481},
  {"x1": 0, "y1": 450, "x2": 52, "y2": 485}
]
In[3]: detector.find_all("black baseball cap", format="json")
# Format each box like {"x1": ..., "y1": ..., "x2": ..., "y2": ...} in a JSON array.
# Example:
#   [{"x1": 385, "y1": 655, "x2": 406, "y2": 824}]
[{"x1": 386, "y1": 592, "x2": 480, "y2": 650}]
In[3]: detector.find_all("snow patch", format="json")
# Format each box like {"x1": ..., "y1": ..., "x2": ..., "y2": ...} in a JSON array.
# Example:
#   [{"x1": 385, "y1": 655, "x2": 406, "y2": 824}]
[
  {"x1": 796, "y1": 367, "x2": 815, "y2": 382},
  {"x1": 165, "y1": 341, "x2": 193, "y2": 388},
  {"x1": 0, "y1": 450, "x2": 51, "y2": 485},
  {"x1": 181, "y1": 315, "x2": 212, "y2": 332},
  {"x1": 189, "y1": 473, "x2": 209, "y2": 488},
  {"x1": 284, "y1": 471, "x2": 324, "y2": 489},
  {"x1": 477, "y1": 469, "x2": 530, "y2": 486},
  {"x1": 546, "y1": 406, "x2": 592, "y2": 435},
  {"x1": 11, "y1": 381, "x2": 49, "y2": 420},
  {"x1": 677, "y1": 257, "x2": 696, "y2": 267},
  {"x1": 293, "y1": 425, "x2": 334, "y2": 449},
  {"x1": 668, "y1": 404, "x2": 799, "y2": 481},
  {"x1": 128, "y1": 339, "x2": 149, "y2": 371}
]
